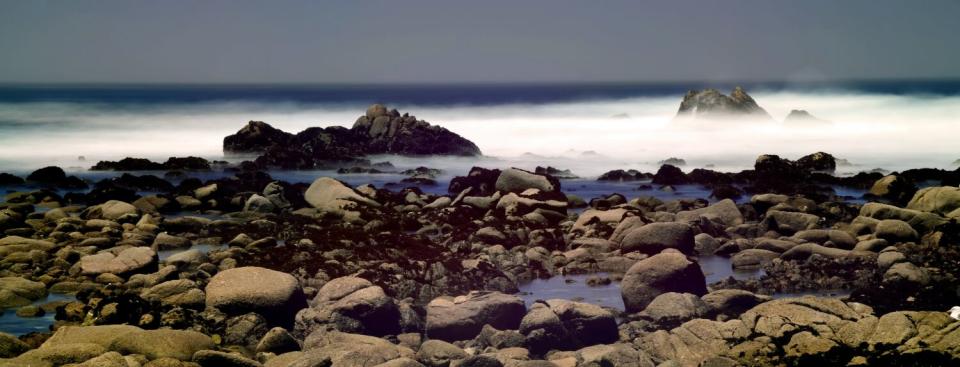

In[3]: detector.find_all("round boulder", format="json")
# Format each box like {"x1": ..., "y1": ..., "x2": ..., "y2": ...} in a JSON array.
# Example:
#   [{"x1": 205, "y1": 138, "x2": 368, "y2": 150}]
[
  {"x1": 206, "y1": 266, "x2": 308, "y2": 326},
  {"x1": 621, "y1": 251, "x2": 707, "y2": 313},
  {"x1": 620, "y1": 222, "x2": 696, "y2": 255},
  {"x1": 426, "y1": 291, "x2": 525, "y2": 342}
]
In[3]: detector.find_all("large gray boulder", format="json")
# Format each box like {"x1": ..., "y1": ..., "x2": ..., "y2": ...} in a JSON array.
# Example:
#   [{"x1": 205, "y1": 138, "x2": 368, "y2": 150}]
[
  {"x1": 426, "y1": 291, "x2": 525, "y2": 342},
  {"x1": 675, "y1": 199, "x2": 743, "y2": 227},
  {"x1": 859, "y1": 202, "x2": 946, "y2": 233},
  {"x1": 206, "y1": 266, "x2": 308, "y2": 326},
  {"x1": 906, "y1": 186, "x2": 960, "y2": 218},
  {"x1": 494, "y1": 168, "x2": 561, "y2": 195},
  {"x1": 85, "y1": 200, "x2": 138, "y2": 220},
  {"x1": 79, "y1": 247, "x2": 157, "y2": 276},
  {"x1": 300, "y1": 330, "x2": 414, "y2": 366},
  {"x1": 619, "y1": 222, "x2": 696, "y2": 255},
  {"x1": 304, "y1": 177, "x2": 380, "y2": 222},
  {"x1": 518, "y1": 299, "x2": 618, "y2": 352},
  {"x1": 763, "y1": 210, "x2": 819, "y2": 234},
  {"x1": 621, "y1": 251, "x2": 707, "y2": 313},
  {"x1": 294, "y1": 276, "x2": 400, "y2": 337},
  {"x1": 874, "y1": 219, "x2": 918, "y2": 243},
  {"x1": 110, "y1": 329, "x2": 215, "y2": 361},
  {"x1": 639, "y1": 292, "x2": 711, "y2": 329}
]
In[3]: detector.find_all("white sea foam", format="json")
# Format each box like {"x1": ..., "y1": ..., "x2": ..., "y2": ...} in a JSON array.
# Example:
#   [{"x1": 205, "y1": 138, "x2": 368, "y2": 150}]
[{"x1": 0, "y1": 90, "x2": 958, "y2": 176}]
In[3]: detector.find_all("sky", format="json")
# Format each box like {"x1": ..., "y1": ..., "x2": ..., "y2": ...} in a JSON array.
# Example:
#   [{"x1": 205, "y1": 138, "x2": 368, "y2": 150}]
[{"x1": 0, "y1": 0, "x2": 958, "y2": 84}]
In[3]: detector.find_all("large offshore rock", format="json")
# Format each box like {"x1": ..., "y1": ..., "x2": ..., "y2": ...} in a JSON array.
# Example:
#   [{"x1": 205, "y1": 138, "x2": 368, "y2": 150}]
[{"x1": 675, "y1": 87, "x2": 772, "y2": 120}]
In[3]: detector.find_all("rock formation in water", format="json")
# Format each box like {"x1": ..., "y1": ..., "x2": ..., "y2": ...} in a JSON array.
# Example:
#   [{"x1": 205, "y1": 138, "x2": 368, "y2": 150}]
[
  {"x1": 223, "y1": 104, "x2": 481, "y2": 169},
  {"x1": 676, "y1": 86, "x2": 772, "y2": 120},
  {"x1": 784, "y1": 109, "x2": 830, "y2": 125}
]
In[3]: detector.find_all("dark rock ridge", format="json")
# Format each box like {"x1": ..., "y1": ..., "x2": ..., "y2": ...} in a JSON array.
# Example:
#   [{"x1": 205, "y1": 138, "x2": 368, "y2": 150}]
[
  {"x1": 223, "y1": 104, "x2": 481, "y2": 169},
  {"x1": 676, "y1": 86, "x2": 772, "y2": 120},
  {"x1": 90, "y1": 156, "x2": 211, "y2": 171},
  {"x1": 657, "y1": 157, "x2": 687, "y2": 166}
]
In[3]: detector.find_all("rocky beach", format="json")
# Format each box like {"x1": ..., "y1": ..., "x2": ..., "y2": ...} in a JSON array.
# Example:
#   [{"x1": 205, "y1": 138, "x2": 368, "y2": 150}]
[{"x1": 0, "y1": 86, "x2": 958, "y2": 367}]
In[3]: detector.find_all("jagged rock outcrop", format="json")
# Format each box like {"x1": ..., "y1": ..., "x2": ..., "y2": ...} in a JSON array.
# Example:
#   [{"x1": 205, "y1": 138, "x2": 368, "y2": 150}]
[
  {"x1": 784, "y1": 109, "x2": 830, "y2": 125},
  {"x1": 352, "y1": 104, "x2": 480, "y2": 156},
  {"x1": 676, "y1": 86, "x2": 772, "y2": 120},
  {"x1": 223, "y1": 104, "x2": 481, "y2": 169}
]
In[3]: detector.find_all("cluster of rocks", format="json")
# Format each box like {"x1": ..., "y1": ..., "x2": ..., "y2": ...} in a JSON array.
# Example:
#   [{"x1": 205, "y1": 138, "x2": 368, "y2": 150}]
[
  {"x1": 2, "y1": 151, "x2": 960, "y2": 366},
  {"x1": 223, "y1": 104, "x2": 481, "y2": 169},
  {"x1": 90, "y1": 157, "x2": 214, "y2": 171},
  {"x1": 675, "y1": 87, "x2": 830, "y2": 126},
  {"x1": 675, "y1": 87, "x2": 772, "y2": 121}
]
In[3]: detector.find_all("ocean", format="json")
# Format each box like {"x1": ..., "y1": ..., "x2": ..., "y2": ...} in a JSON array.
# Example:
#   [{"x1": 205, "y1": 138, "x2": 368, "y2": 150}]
[{"x1": 1, "y1": 81, "x2": 959, "y2": 177}]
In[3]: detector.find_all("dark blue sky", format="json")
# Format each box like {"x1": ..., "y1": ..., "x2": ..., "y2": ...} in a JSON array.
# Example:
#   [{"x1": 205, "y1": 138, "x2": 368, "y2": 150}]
[{"x1": 1, "y1": 0, "x2": 958, "y2": 83}]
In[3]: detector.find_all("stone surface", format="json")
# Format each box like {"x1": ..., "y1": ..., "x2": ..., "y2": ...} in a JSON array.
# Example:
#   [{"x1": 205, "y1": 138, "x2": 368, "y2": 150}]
[
  {"x1": 426, "y1": 291, "x2": 526, "y2": 342},
  {"x1": 206, "y1": 266, "x2": 308, "y2": 326},
  {"x1": 621, "y1": 251, "x2": 707, "y2": 312}
]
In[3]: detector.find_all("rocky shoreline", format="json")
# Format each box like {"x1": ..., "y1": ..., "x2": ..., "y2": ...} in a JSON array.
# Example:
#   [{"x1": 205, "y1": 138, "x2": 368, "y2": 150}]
[{"x1": 0, "y1": 103, "x2": 959, "y2": 366}]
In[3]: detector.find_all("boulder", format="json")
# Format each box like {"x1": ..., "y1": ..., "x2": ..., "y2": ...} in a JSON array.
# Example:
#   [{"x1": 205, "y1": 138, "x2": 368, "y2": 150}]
[
  {"x1": 859, "y1": 202, "x2": 946, "y2": 233},
  {"x1": 256, "y1": 327, "x2": 301, "y2": 354},
  {"x1": 575, "y1": 343, "x2": 655, "y2": 367},
  {"x1": 701, "y1": 289, "x2": 770, "y2": 318},
  {"x1": 426, "y1": 291, "x2": 525, "y2": 342},
  {"x1": 906, "y1": 186, "x2": 960, "y2": 218},
  {"x1": 206, "y1": 266, "x2": 308, "y2": 326},
  {"x1": 795, "y1": 152, "x2": 836, "y2": 172},
  {"x1": 193, "y1": 350, "x2": 264, "y2": 367},
  {"x1": 791, "y1": 229, "x2": 857, "y2": 249},
  {"x1": 415, "y1": 340, "x2": 467, "y2": 367},
  {"x1": 110, "y1": 329, "x2": 214, "y2": 360},
  {"x1": 675, "y1": 199, "x2": 743, "y2": 227},
  {"x1": 640, "y1": 292, "x2": 711, "y2": 329},
  {"x1": 541, "y1": 299, "x2": 618, "y2": 348},
  {"x1": 731, "y1": 249, "x2": 779, "y2": 270},
  {"x1": 152, "y1": 232, "x2": 191, "y2": 250},
  {"x1": 651, "y1": 164, "x2": 689, "y2": 185},
  {"x1": 42, "y1": 325, "x2": 143, "y2": 349},
  {"x1": 87, "y1": 200, "x2": 138, "y2": 220},
  {"x1": 494, "y1": 168, "x2": 561, "y2": 195},
  {"x1": 0, "y1": 277, "x2": 47, "y2": 308},
  {"x1": 621, "y1": 251, "x2": 707, "y2": 312},
  {"x1": 874, "y1": 219, "x2": 918, "y2": 243},
  {"x1": 244, "y1": 194, "x2": 277, "y2": 213},
  {"x1": 304, "y1": 177, "x2": 380, "y2": 222},
  {"x1": 762, "y1": 210, "x2": 819, "y2": 234},
  {"x1": 868, "y1": 174, "x2": 916, "y2": 204},
  {"x1": 780, "y1": 243, "x2": 866, "y2": 261},
  {"x1": 223, "y1": 120, "x2": 294, "y2": 153},
  {"x1": 79, "y1": 247, "x2": 157, "y2": 276},
  {"x1": 0, "y1": 332, "x2": 29, "y2": 358},
  {"x1": 294, "y1": 276, "x2": 400, "y2": 337},
  {"x1": 619, "y1": 222, "x2": 696, "y2": 255},
  {"x1": 140, "y1": 279, "x2": 205, "y2": 308},
  {"x1": 300, "y1": 330, "x2": 412, "y2": 366}
]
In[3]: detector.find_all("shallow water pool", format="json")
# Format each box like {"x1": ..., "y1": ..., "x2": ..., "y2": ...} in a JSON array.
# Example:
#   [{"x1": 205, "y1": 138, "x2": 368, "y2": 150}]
[
  {"x1": 0, "y1": 293, "x2": 74, "y2": 336},
  {"x1": 517, "y1": 273, "x2": 625, "y2": 310}
]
